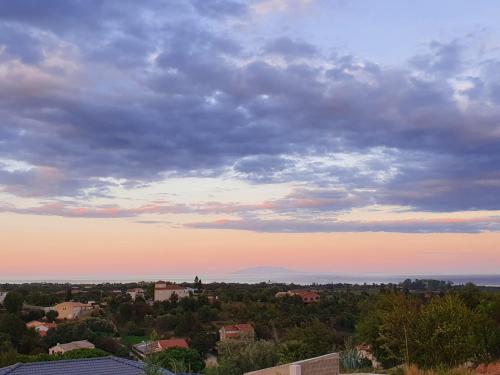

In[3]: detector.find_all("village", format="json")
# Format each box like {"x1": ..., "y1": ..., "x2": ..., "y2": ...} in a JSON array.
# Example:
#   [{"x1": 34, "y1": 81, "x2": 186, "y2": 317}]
[
  {"x1": 0, "y1": 279, "x2": 498, "y2": 375},
  {"x1": 0, "y1": 280, "x2": 350, "y2": 374}
]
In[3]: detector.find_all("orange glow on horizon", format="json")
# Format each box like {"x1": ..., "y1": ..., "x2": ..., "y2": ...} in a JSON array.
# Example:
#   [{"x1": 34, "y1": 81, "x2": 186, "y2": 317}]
[{"x1": 1, "y1": 213, "x2": 499, "y2": 279}]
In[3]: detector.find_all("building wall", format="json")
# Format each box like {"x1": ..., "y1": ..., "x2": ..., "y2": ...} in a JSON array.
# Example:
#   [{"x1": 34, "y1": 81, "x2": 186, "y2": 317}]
[
  {"x1": 298, "y1": 353, "x2": 339, "y2": 375},
  {"x1": 154, "y1": 289, "x2": 189, "y2": 302},
  {"x1": 245, "y1": 363, "x2": 291, "y2": 375},
  {"x1": 49, "y1": 345, "x2": 65, "y2": 355},
  {"x1": 53, "y1": 302, "x2": 92, "y2": 320},
  {"x1": 244, "y1": 353, "x2": 339, "y2": 375}
]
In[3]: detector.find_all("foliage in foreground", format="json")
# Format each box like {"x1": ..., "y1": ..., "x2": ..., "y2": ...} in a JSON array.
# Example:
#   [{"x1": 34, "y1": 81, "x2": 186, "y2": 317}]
[
  {"x1": 152, "y1": 347, "x2": 205, "y2": 373},
  {"x1": 357, "y1": 287, "x2": 500, "y2": 369}
]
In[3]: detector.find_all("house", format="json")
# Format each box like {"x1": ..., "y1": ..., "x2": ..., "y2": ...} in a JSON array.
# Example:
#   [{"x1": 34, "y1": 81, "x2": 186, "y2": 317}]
[
  {"x1": 154, "y1": 283, "x2": 192, "y2": 302},
  {"x1": 219, "y1": 324, "x2": 255, "y2": 341},
  {"x1": 52, "y1": 301, "x2": 94, "y2": 320},
  {"x1": 26, "y1": 320, "x2": 57, "y2": 337},
  {"x1": 275, "y1": 290, "x2": 320, "y2": 304},
  {"x1": 244, "y1": 352, "x2": 339, "y2": 375},
  {"x1": 132, "y1": 338, "x2": 189, "y2": 358},
  {"x1": 127, "y1": 288, "x2": 145, "y2": 301},
  {"x1": 49, "y1": 340, "x2": 95, "y2": 355},
  {"x1": 0, "y1": 356, "x2": 175, "y2": 375}
]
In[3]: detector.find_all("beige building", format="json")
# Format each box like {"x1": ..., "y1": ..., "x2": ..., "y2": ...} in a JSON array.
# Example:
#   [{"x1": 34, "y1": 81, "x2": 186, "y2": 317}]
[
  {"x1": 127, "y1": 288, "x2": 145, "y2": 301},
  {"x1": 49, "y1": 340, "x2": 95, "y2": 355},
  {"x1": 52, "y1": 302, "x2": 94, "y2": 320},
  {"x1": 244, "y1": 352, "x2": 339, "y2": 375},
  {"x1": 154, "y1": 283, "x2": 192, "y2": 302}
]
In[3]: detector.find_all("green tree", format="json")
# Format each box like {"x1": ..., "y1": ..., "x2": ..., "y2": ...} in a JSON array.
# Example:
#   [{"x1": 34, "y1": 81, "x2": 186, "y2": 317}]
[
  {"x1": 154, "y1": 347, "x2": 205, "y2": 373},
  {"x1": 0, "y1": 314, "x2": 28, "y2": 345},
  {"x1": 65, "y1": 288, "x2": 73, "y2": 302},
  {"x1": 46, "y1": 310, "x2": 59, "y2": 323},
  {"x1": 414, "y1": 294, "x2": 476, "y2": 368},
  {"x1": 285, "y1": 319, "x2": 337, "y2": 358},
  {"x1": 189, "y1": 331, "x2": 218, "y2": 356},
  {"x1": 117, "y1": 302, "x2": 134, "y2": 323},
  {"x1": 3, "y1": 291, "x2": 24, "y2": 314},
  {"x1": 472, "y1": 293, "x2": 500, "y2": 361},
  {"x1": 144, "y1": 354, "x2": 163, "y2": 375},
  {"x1": 370, "y1": 293, "x2": 420, "y2": 367},
  {"x1": 175, "y1": 311, "x2": 195, "y2": 336},
  {"x1": 278, "y1": 340, "x2": 312, "y2": 364},
  {"x1": 156, "y1": 314, "x2": 177, "y2": 332},
  {"x1": 215, "y1": 339, "x2": 279, "y2": 375}
]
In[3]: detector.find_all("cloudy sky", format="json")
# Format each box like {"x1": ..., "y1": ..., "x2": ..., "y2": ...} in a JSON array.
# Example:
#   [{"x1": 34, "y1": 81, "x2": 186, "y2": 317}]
[{"x1": 1, "y1": 0, "x2": 500, "y2": 279}]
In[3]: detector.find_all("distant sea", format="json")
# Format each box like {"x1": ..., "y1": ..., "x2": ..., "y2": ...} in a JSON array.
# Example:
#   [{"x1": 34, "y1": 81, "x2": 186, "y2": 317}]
[{"x1": 1, "y1": 273, "x2": 499, "y2": 286}]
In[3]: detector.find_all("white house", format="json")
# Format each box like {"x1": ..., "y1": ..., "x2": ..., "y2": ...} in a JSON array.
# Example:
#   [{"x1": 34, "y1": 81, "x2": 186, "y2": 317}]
[{"x1": 154, "y1": 283, "x2": 193, "y2": 302}]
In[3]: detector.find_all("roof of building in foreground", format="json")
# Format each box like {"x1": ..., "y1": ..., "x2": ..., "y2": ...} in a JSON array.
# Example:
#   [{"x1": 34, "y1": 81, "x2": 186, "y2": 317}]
[{"x1": 0, "y1": 356, "x2": 175, "y2": 375}]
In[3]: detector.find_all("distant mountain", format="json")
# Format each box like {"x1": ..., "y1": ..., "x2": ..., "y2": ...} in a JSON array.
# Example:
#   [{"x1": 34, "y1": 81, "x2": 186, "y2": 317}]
[{"x1": 233, "y1": 266, "x2": 301, "y2": 275}]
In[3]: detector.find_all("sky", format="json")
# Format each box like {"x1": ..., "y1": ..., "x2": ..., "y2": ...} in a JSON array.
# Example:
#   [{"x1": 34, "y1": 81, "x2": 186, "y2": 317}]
[{"x1": 1, "y1": 0, "x2": 500, "y2": 279}]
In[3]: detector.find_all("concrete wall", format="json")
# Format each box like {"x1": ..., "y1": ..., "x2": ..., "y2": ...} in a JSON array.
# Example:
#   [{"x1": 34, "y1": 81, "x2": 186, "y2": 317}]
[
  {"x1": 154, "y1": 289, "x2": 190, "y2": 302},
  {"x1": 297, "y1": 353, "x2": 339, "y2": 375},
  {"x1": 245, "y1": 363, "x2": 291, "y2": 375},
  {"x1": 244, "y1": 353, "x2": 339, "y2": 375}
]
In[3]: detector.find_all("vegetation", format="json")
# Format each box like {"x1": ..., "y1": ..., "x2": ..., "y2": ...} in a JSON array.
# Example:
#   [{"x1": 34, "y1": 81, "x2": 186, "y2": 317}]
[
  {"x1": 0, "y1": 279, "x2": 498, "y2": 374},
  {"x1": 357, "y1": 285, "x2": 500, "y2": 370},
  {"x1": 154, "y1": 347, "x2": 205, "y2": 373}
]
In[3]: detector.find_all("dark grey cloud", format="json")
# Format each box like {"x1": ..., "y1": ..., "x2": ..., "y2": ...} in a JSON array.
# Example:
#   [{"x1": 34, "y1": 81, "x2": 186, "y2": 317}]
[
  {"x1": 190, "y1": 0, "x2": 248, "y2": 19},
  {"x1": 0, "y1": 0, "x2": 500, "y2": 223},
  {"x1": 186, "y1": 216, "x2": 500, "y2": 234},
  {"x1": 263, "y1": 37, "x2": 318, "y2": 58},
  {"x1": 0, "y1": 24, "x2": 44, "y2": 64},
  {"x1": 410, "y1": 40, "x2": 463, "y2": 76}
]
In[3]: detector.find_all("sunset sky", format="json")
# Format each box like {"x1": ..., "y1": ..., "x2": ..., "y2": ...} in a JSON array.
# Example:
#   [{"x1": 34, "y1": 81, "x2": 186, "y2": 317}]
[{"x1": 1, "y1": 0, "x2": 500, "y2": 279}]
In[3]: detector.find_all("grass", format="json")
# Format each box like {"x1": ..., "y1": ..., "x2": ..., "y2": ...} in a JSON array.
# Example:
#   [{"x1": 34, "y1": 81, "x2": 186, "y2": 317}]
[{"x1": 121, "y1": 335, "x2": 147, "y2": 346}]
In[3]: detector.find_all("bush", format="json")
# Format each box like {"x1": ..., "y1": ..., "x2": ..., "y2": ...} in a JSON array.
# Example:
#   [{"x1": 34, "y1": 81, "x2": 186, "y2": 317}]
[{"x1": 154, "y1": 347, "x2": 205, "y2": 373}]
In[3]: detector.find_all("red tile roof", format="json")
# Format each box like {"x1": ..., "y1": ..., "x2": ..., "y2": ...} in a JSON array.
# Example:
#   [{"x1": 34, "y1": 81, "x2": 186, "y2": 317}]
[
  {"x1": 158, "y1": 338, "x2": 188, "y2": 350},
  {"x1": 222, "y1": 323, "x2": 254, "y2": 333},
  {"x1": 155, "y1": 283, "x2": 186, "y2": 290}
]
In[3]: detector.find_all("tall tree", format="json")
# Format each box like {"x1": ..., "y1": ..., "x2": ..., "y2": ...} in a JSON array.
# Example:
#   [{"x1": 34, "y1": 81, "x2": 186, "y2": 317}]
[{"x1": 3, "y1": 292, "x2": 24, "y2": 314}]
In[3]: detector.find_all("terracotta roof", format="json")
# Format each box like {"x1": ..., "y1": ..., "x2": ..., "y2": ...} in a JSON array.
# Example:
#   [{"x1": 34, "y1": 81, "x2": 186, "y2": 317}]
[
  {"x1": 223, "y1": 324, "x2": 254, "y2": 333},
  {"x1": 133, "y1": 338, "x2": 188, "y2": 356},
  {"x1": 158, "y1": 338, "x2": 188, "y2": 350},
  {"x1": 296, "y1": 291, "x2": 319, "y2": 298},
  {"x1": 26, "y1": 321, "x2": 57, "y2": 336}
]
